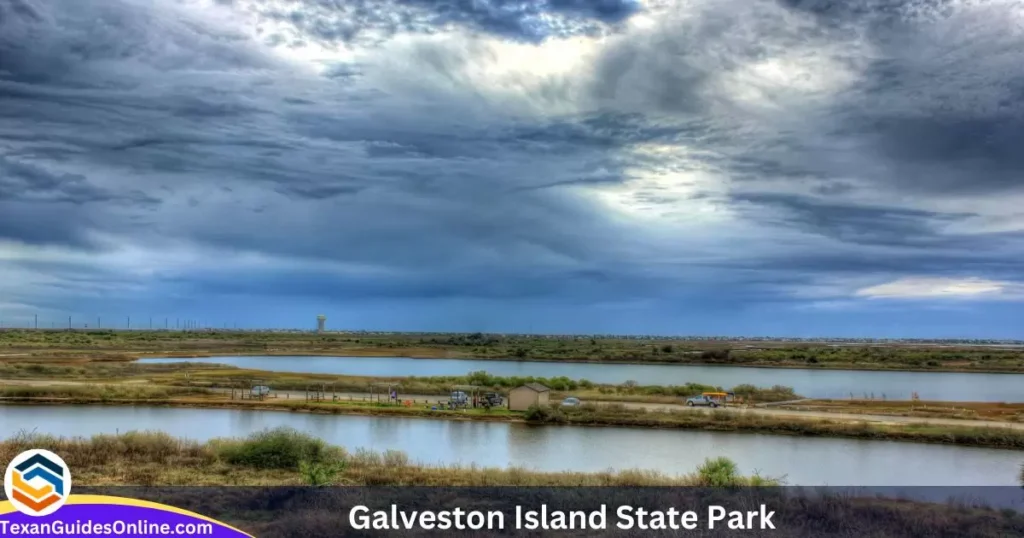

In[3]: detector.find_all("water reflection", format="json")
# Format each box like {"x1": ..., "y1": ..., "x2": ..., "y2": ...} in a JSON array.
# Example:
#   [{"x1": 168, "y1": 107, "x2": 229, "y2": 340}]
[{"x1": 367, "y1": 415, "x2": 402, "y2": 446}]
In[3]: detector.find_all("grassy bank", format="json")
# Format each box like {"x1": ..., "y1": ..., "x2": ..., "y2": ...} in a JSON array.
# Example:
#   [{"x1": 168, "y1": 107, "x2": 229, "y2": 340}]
[
  {"x1": 4, "y1": 387, "x2": 1024, "y2": 450},
  {"x1": 2, "y1": 328, "x2": 1023, "y2": 372},
  {"x1": 777, "y1": 399, "x2": 1024, "y2": 423},
  {"x1": 526, "y1": 403, "x2": 1024, "y2": 449},
  {"x1": 0, "y1": 429, "x2": 775, "y2": 487}
]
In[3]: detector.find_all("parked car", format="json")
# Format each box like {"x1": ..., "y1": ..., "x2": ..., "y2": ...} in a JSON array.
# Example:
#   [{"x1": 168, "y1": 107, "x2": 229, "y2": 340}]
[
  {"x1": 450, "y1": 391, "x2": 469, "y2": 406},
  {"x1": 685, "y1": 394, "x2": 723, "y2": 407},
  {"x1": 480, "y1": 392, "x2": 503, "y2": 407},
  {"x1": 560, "y1": 397, "x2": 581, "y2": 407}
]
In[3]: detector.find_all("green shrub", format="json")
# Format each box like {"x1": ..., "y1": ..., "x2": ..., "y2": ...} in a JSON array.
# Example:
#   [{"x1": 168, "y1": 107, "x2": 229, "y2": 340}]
[
  {"x1": 215, "y1": 427, "x2": 340, "y2": 470},
  {"x1": 696, "y1": 457, "x2": 740, "y2": 486},
  {"x1": 524, "y1": 405, "x2": 566, "y2": 423}
]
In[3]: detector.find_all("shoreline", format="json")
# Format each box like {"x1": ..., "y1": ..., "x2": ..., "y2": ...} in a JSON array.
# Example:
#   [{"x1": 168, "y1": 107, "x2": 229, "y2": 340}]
[
  {"x1": 5, "y1": 397, "x2": 1024, "y2": 451},
  {"x1": 134, "y1": 350, "x2": 1024, "y2": 375}
]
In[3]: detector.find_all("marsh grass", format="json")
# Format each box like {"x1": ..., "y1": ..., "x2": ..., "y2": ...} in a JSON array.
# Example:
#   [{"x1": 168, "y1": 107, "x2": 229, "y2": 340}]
[
  {"x1": 0, "y1": 428, "x2": 779, "y2": 487},
  {"x1": 0, "y1": 384, "x2": 211, "y2": 400}
]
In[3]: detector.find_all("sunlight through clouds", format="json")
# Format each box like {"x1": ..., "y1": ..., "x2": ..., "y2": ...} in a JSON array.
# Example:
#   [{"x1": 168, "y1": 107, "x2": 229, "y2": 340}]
[
  {"x1": 856, "y1": 278, "x2": 1024, "y2": 300},
  {"x1": 1, "y1": 0, "x2": 1023, "y2": 335}
]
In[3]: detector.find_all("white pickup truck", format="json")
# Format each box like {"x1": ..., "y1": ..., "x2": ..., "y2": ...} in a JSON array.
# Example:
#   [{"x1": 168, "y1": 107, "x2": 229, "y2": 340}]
[{"x1": 685, "y1": 394, "x2": 724, "y2": 407}]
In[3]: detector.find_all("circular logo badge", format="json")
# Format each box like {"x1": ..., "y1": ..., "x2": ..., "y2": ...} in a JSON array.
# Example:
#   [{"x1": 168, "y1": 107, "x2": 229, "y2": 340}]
[{"x1": 4, "y1": 449, "x2": 72, "y2": 517}]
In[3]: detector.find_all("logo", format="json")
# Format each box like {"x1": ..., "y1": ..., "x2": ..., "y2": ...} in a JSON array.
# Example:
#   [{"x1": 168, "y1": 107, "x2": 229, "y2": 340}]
[{"x1": 4, "y1": 449, "x2": 72, "y2": 517}]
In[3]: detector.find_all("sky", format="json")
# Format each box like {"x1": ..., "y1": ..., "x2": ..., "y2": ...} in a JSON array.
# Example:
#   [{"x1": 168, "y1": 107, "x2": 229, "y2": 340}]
[{"x1": 0, "y1": 0, "x2": 1023, "y2": 338}]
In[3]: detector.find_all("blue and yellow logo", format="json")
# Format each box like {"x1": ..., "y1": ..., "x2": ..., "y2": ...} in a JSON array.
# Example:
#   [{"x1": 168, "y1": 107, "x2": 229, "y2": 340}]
[{"x1": 4, "y1": 449, "x2": 72, "y2": 517}]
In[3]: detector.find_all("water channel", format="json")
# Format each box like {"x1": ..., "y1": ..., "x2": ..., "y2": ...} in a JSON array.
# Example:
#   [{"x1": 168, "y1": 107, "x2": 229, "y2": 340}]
[
  {"x1": 1, "y1": 405, "x2": 1019, "y2": 486},
  {"x1": 140, "y1": 355, "x2": 1024, "y2": 402}
]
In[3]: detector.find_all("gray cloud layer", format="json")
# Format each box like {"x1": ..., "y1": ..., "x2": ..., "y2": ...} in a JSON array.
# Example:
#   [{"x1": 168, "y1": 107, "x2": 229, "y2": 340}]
[{"x1": 1, "y1": 0, "x2": 1023, "y2": 331}]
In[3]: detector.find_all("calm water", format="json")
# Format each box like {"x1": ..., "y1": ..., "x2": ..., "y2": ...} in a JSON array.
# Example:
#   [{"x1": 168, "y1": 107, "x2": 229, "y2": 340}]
[
  {"x1": 139, "y1": 355, "x2": 1024, "y2": 401},
  {"x1": 1, "y1": 405, "x2": 1019, "y2": 486}
]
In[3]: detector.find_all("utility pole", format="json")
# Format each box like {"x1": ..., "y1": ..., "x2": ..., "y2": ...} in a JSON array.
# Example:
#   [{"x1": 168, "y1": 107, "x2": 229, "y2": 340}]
[
  {"x1": 127, "y1": 316, "x2": 131, "y2": 330},
  {"x1": 68, "y1": 316, "x2": 72, "y2": 329},
  {"x1": 34, "y1": 314, "x2": 37, "y2": 329},
  {"x1": 165, "y1": 318, "x2": 168, "y2": 329},
  {"x1": 97, "y1": 317, "x2": 101, "y2": 329},
  {"x1": 149, "y1": 317, "x2": 152, "y2": 330}
]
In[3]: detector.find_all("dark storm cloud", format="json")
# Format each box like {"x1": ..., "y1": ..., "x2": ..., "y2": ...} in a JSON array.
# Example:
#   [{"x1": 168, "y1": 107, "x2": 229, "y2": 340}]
[
  {"x1": 0, "y1": 203, "x2": 101, "y2": 248},
  {"x1": 165, "y1": 263, "x2": 670, "y2": 302},
  {"x1": 0, "y1": 155, "x2": 159, "y2": 247},
  {"x1": 777, "y1": 0, "x2": 1024, "y2": 196},
  {"x1": 579, "y1": 0, "x2": 1024, "y2": 194},
  {"x1": 729, "y1": 192, "x2": 979, "y2": 248},
  {"x1": 0, "y1": 157, "x2": 112, "y2": 204}
]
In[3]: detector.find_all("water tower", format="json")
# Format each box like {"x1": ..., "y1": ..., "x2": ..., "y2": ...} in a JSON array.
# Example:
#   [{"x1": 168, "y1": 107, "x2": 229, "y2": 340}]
[{"x1": 316, "y1": 315, "x2": 326, "y2": 333}]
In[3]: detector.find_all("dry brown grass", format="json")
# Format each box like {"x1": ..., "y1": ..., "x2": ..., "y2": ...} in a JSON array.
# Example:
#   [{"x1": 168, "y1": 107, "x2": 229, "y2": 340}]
[
  {"x1": 0, "y1": 429, "x2": 776, "y2": 487},
  {"x1": 780, "y1": 399, "x2": 1024, "y2": 422}
]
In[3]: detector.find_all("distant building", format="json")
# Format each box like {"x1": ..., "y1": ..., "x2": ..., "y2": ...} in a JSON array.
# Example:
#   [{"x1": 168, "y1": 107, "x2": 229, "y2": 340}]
[
  {"x1": 509, "y1": 383, "x2": 550, "y2": 411},
  {"x1": 316, "y1": 315, "x2": 326, "y2": 333}
]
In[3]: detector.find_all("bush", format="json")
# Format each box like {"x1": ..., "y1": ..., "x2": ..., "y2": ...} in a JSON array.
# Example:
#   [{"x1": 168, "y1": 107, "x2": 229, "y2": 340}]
[
  {"x1": 700, "y1": 349, "x2": 731, "y2": 361},
  {"x1": 215, "y1": 427, "x2": 341, "y2": 470},
  {"x1": 696, "y1": 457, "x2": 740, "y2": 486},
  {"x1": 524, "y1": 405, "x2": 566, "y2": 423}
]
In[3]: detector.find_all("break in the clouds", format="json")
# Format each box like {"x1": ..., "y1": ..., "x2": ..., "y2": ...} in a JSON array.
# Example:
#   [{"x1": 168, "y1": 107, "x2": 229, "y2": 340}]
[{"x1": 0, "y1": 0, "x2": 1023, "y2": 337}]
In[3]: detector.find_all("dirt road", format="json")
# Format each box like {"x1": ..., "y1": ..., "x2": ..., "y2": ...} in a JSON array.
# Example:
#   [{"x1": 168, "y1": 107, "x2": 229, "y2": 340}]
[{"x1": 3, "y1": 378, "x2": 1022, "y2": 430}]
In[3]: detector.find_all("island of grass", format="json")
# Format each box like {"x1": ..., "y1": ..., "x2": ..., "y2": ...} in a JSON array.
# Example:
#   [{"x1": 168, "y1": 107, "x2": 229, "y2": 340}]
[{"x1": 0, "y1": 359, "x2": 803, "y2": 404}]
